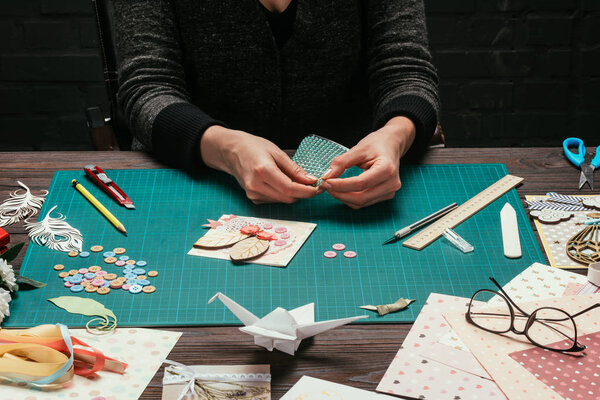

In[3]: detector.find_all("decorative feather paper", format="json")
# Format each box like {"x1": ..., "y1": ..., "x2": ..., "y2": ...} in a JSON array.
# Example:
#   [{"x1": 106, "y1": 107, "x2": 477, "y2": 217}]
[
  {"x1": 0, "y1": 181, "x2": 47, "y2": 227},
  {"x1": 24, "y1": 205, "x2": 83, "y2": 253}
]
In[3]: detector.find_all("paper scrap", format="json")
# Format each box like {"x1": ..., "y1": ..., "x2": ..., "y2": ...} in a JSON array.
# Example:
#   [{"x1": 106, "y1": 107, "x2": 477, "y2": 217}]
[
  {"x1": 360, "y1": 298, "x2": 414, "y2": 316},
  {"x1": 48, "y1": 296, "x2": 117, "y2": 334},
  {"x1": 282, "y1": 376, "x2": 395, "y2": 400}
]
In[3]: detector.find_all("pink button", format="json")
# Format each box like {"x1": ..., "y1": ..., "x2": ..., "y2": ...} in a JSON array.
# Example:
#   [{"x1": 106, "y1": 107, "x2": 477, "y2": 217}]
[
  {"x1": 275, "y1": 240, "x2": 287, "y2": 246},
  {"x1": 332, "y1": 243, "x2": 346, "y2": 251},
  {"x1": 275, "y1": 227, "x2": 287, "y2": 233},
  {"x1": 280, "y1": 233, "x2": 290, "y2": 239},
  {"x1": 95, "y1": 270, "x2": 107, "y2": 276},
  {"x1": 122, "y1": 284, "x2": 131, "y2": 290},
  {"x1": 64, "y1": 282, "x2": 74, "y2": 288},
  {"x1": 115, "y1": 260, "x2": 126, "y2": 267},
  {"x1": 262, "y1": 223, "x2": 273, "y2": 230},
  {"x1": 78, "y1": 268, "x2": 88, "y2": 274},
  {"x1": 91, "y1": 279, "x2": 105, "y2": 287},
  {"x1": 324, "y1": 251, "x2": 337, "y2": 258},
  {"x1": 343, "y1": 251, "x2": 357, "y2": 258}
]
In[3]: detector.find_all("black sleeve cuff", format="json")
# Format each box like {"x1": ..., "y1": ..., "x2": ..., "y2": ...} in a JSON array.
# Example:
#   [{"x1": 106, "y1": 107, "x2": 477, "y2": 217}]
[
  {"x1": 151, "y1": 102, "x2": 226, "y2": 173},
  {"x1": 373, "y1": 95, "x2": 438, "y2": 162}
]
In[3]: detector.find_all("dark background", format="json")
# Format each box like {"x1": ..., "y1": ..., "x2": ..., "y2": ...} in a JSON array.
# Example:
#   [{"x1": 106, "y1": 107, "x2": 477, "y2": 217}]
[{"x1": 0, "y1": 0, "x2": 598, "y2": 151}]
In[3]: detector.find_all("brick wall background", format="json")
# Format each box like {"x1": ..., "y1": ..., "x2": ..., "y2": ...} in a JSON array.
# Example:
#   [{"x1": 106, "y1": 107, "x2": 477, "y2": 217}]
[{"x1": 0, "y1": 0, "x2": 598, "y2": 150}]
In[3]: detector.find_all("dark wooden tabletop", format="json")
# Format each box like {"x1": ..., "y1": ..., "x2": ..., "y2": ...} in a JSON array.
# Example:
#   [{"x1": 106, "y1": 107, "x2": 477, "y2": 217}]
[{"x1": 0, "y1": 148, "x2": 590, "y2": 399}]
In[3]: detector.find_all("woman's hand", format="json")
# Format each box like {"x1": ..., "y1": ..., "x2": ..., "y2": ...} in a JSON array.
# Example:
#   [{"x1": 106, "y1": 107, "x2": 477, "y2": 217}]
[
  {"x1": 200, "y1": 126, "x2": 319, "y2": 204},
  {"x1": 321, "y1": 116, "x2": 416, "y2": 209}
]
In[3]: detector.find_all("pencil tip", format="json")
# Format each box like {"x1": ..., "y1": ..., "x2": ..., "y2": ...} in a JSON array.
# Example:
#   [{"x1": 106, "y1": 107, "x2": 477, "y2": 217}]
[{"x1": 382, "y1": 236, "x2": 396, "y2": 245}]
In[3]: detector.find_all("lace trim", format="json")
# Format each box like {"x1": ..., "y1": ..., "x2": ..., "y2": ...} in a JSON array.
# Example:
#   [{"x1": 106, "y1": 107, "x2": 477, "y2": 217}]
[{"x1": 163, "y1": 367, "x2": 272, "y2": 385}]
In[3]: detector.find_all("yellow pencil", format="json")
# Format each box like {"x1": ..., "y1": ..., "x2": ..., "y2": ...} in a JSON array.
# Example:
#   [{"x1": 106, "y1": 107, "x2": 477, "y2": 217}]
[{"x1": 71, "y1": 179, "x2": 127, "y2": 235}]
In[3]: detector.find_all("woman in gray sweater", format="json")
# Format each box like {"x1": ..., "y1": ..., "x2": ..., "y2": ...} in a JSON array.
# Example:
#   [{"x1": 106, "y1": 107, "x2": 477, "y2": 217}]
[{"x1": 115, "y1": 0, "x2": 439, "y2": 208}]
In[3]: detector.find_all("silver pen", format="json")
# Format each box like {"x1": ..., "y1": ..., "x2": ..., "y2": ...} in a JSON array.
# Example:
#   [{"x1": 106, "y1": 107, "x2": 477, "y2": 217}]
[{"x1": 383, "y1": 202, "x2": 458, "y2": 245}]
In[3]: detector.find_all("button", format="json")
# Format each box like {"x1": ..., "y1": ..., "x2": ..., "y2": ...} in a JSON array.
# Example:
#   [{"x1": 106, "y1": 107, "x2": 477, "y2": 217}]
[
  {"x1": 129, "y1": 284, "x2": 142, "y2": 294},
  {"x1": 64, "y1": 282, "x2": 74, "y2": 288},
  {"x1": 147, "y1": 271, "x2": 158, "y2": 277},
  {"x1": 115, "y1": 260, "x2": 126, "y2": 267},
  {"x1": 132, "y1": 268, "x2": 145, "y2": 275},
  {"x1": 118, "y1": 255, "x2": 130, "y2": 261},
  {"x1": 70, "y1": 285, "x2": 84, "y2": 293},
  {"x1": 124, "y1": 265, "x2": 134, "y2": 271},
  {"x1": 104, "y1": 273, "x2": 117, "y2": 280},
  {"x1": 275, "y1": 227, "x2": 287, "y2": 233},
  {"x1": 137, "y1": 279, "x2": 150, "y2": 286},
  {"x1": 124, "y1": 273, "x2": 137, "y2": 280},
  {"x1": 102, "y1": 281, "x2": 110, "y2": 287},
  {"x1": 70, "y1": 275, "x2": 83, "y2": 284},
  {"x1": 102, "y1": 251, "x2": 116, "y2": 258},
  {"x1": 116, "y1": 276, "x2": 127, "y2": 283},
  {"x1": 91, "y1": 279, "x2": 105, "y2": 287},
  {"x1": 110, "y1": 280, "x2": 123, "y2": 289},
  {"x1": 85, "y1": 285, "x2": 98, "y2": 293},
  {"x1": 280, "y1": 233, "x2": 290, "y2": 239},
  {"x1": 63, "y1": 276, "x2": 73, "y2": 283},
  {"x1": 95, "y1": 270, "x2": 107, "y2": 277},
  {"x1": 125, "y1": 260, "x2": 136, "y2": 265},
  {"x1": 84, "y1": 272, "x2": 96, "y2": 280},
  {"x1": 332, "y1": 243, "x2": 346, "y2": 251},
  {"x1": 262, "y1": 223, "x2": 273, "y2": 229},
  {"x1": 104, "y1": 257, "x2": 117, "y2": 264},
  {"x1": 97, "y1": 287, "x2": 111, "y2": 295},
  {"x1": 126, "y1": 278, "x2": 138, "y2": 285},
  {"x1": 53, "y1": 264, "x2": 65, "y2": 271},
  {"x1": 90, "y1": 245, "x2": 104, "y2": 252},
  {"x1": 137, "y1": 275, "x2": 147, "y2": 280},
  {"x1": 88, "y1": 266, "x2": 101, "y2": 272},
  {"x1": 68, "y1": 251, "x2": 78, "y2": 257},
  {"x1": 142, "y1": 285, "x2": 156, "y2": 294},
  {"x1": 274, "y1": 240, "x2": 287, "y2": 246},
  {"x1": 343, "y1": 251, "x2": 357, "y2": 258},
  {"x1": 58, "y1": 272, "x2": 69, "y2": 278},
  {"x1": 79, "y1": 251, "x2": 90, "y2": 258},
  {"x1": 324, "y1": 251, "x2": 337, "y2": 258},
  {"x1": 113, "y1": 247, "x2": 126, "y2": 255},
  {"x1": 135, "y1": 260, "x2": 147, "y2": 267},
  {"x1": 122, "y1": 284, "x2": 132, "y2": 291},
  {"x1": 81, "y1": 281, "x2": 90, "y2": 287},
  {"x1": 68, "y1": 269, "x2": 79, "y2": 276},
  {"x1": 78, "y1": 268, "x2": 89, "y2": 274}
]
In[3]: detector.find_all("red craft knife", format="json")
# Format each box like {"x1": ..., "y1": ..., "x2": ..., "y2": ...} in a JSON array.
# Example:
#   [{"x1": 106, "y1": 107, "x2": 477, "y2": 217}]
[{"x1": 84, "y1": 165, "x2": 135, "y2": 209}]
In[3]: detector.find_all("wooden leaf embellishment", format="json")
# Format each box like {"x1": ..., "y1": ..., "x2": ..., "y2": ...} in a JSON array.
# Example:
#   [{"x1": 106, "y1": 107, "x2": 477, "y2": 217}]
[
  {"x1": 48, "y1": 296, "x2": 117, "y2": 334},
  {"x1": 229, "y1": 237, "x2": 270, "y2": 261},
  {"x1": 194, "y1": 231, "x2": 249, "y2": 249}
]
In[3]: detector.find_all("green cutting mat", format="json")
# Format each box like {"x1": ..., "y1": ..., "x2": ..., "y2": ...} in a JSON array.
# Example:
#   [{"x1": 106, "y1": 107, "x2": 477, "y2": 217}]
[{"x1": 7, "y1": 164, "x2": 545, "y2": 327}]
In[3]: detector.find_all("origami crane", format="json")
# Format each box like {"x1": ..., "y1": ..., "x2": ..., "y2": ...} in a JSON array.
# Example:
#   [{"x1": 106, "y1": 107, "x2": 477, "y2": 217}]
[{"x1": 208, "y1": 292, "x2": 368, "y2": 355}]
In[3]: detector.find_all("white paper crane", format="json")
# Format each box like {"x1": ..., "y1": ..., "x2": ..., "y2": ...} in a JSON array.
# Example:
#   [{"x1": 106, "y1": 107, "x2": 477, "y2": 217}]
[{"x1": 208, "y1": 292, "x2": 368, "y2": 355}]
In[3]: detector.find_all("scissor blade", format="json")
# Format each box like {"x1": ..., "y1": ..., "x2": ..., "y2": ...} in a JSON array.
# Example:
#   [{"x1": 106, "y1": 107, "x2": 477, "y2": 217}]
[{"x1": 579, "y1": 165, "x2": 594, "y2": 190}]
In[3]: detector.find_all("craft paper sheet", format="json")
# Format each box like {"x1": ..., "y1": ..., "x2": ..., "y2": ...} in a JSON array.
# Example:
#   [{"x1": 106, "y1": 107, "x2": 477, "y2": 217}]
[
  {"x1": 188, "y1": 215, "x2": 316, "y2": 267},
  {"x1": 162, "y1": 365, "x2": 270, "y2": 400},
  {"x1": 376, "y1": 293, "x2": 505, "y2": 399},
  {"x1": 282, "y1": 376, "x2": 395, "y2": 400},
  {"x1": 576, "y1": 282, "x2": 600, "y2": 295},
  {"x1": 438, "y1": 263, "x2": 588, "y2": 350},
  {"x1": 509, "y1": 331, "x2": 600, "y2": 400},
  {"x1": 526, "y1": 195, "x2": 597, "y2": 269},
  {"x1": 0, "y1": 327, "x2": 181, "y2": 400},
  {"x1": 445, "y1": 293, "x2": 600, "y2": 400}
]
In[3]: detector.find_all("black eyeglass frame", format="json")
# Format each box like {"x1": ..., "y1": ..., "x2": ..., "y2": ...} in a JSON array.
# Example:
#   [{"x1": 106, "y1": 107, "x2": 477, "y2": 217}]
[{"x1": 466, "y1": 277, "x2": 600, "y2": 353}]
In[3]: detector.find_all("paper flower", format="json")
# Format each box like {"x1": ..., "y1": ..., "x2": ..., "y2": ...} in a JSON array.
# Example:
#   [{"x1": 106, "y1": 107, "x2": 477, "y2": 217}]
[
  {"x1": 530, "y1": 209, "x2": 573, "y2": 224},
  {"x1": 0, "y1": 288, "x2": 11, "y2": 323},
  {"x1": 582, "y1": 196, "x2": 600, "y2": 210},
  {"x1": 0, "y1": 258, "x2": 17, "y2": 291}
]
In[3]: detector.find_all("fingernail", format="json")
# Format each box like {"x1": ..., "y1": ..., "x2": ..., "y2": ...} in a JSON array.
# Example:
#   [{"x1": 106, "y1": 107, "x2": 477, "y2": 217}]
[
  {"x1": 305, "y1": 174, "x2": 318, "y2": 182},
  {"x1": 316, "y1": 186, "x2": 325, "y2": 195},
  {"x1": 321, "y1": 181, "x2": 331, "y2": 190},
  {"x1": 321, "y1": 168, "x2": 332, "y2": 179}
]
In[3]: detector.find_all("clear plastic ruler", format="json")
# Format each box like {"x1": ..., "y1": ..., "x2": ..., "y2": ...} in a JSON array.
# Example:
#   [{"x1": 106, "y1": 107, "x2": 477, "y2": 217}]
[{"x1": 402, "y1": 174, "x2": 524, "y2": 250}]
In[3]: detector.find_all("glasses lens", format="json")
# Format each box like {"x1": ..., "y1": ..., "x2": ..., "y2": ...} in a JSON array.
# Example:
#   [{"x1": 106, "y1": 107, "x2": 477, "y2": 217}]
[
  {"x1": 469, "y1": 290, "x2": 512, "y2": 333},
  {"x1": 527, "y1": 307, "x2": 577, "y2": 351}
]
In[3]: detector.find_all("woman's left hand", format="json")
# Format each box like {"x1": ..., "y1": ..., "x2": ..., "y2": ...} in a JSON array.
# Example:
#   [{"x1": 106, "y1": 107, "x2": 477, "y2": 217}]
[{"x1": 321, "y1": 116, "x2": 416, "y2": 209}]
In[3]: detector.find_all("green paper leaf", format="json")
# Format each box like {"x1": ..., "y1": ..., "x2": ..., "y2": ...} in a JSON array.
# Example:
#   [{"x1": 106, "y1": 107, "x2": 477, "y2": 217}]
[
  {"x1": 0, "y1": 242, "x2": 24, "y2": 263},
  {"x1": 16, "y1": 274, "x2": 46, "y2": 289},
  {"x1": 48, "y1": 296, "x2": 117, "y2": 334}
]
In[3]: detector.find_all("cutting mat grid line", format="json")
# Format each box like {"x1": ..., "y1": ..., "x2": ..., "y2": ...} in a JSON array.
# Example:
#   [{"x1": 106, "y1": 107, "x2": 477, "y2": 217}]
[{"x1": 6, "y1": 164, "x2": 545, "y2": 327}]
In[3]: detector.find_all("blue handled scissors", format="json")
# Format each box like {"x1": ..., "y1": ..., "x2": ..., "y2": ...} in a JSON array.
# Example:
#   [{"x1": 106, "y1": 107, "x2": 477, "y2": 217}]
[{"x1": 562, "y1": 137, "x2": 600, "y2": 190}]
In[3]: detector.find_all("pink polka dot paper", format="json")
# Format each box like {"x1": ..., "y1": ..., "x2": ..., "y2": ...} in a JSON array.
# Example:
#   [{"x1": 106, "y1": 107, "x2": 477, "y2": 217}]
[{"x1": 509, "y1": 330, "x2": 600, "y2": 400}]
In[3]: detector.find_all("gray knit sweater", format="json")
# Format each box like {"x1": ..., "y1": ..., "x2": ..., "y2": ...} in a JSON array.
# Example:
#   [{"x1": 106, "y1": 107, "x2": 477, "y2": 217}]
[{"x1": 114, "y1": 0, "x2": 439, "y2": 171}]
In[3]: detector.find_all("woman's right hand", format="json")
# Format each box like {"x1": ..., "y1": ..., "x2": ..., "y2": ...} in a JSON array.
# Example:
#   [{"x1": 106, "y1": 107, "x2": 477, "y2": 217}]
[{"x1": 200, "y1": 125, "x2": 319, "y2": 204}]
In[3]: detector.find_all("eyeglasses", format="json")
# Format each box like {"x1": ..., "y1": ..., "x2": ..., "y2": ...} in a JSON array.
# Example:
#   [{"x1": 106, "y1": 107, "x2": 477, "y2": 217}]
[{"x1": 466, "y1": 277, "x2": 600, "y2": 353}]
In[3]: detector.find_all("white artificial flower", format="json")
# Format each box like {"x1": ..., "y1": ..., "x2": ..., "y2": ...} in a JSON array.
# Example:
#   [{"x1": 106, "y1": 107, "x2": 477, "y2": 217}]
[
  {"x1": 0, "y1": 287, "x2": 11, "y2": 323},
  {"x1": 0, "y1": 258, "x2": 17, "y2": 291}
]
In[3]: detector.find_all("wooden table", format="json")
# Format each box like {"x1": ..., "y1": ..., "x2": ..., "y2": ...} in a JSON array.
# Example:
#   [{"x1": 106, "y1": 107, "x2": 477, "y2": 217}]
[{"x1": 0, "y1": 148, "x2": 588, "y2": 399}]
